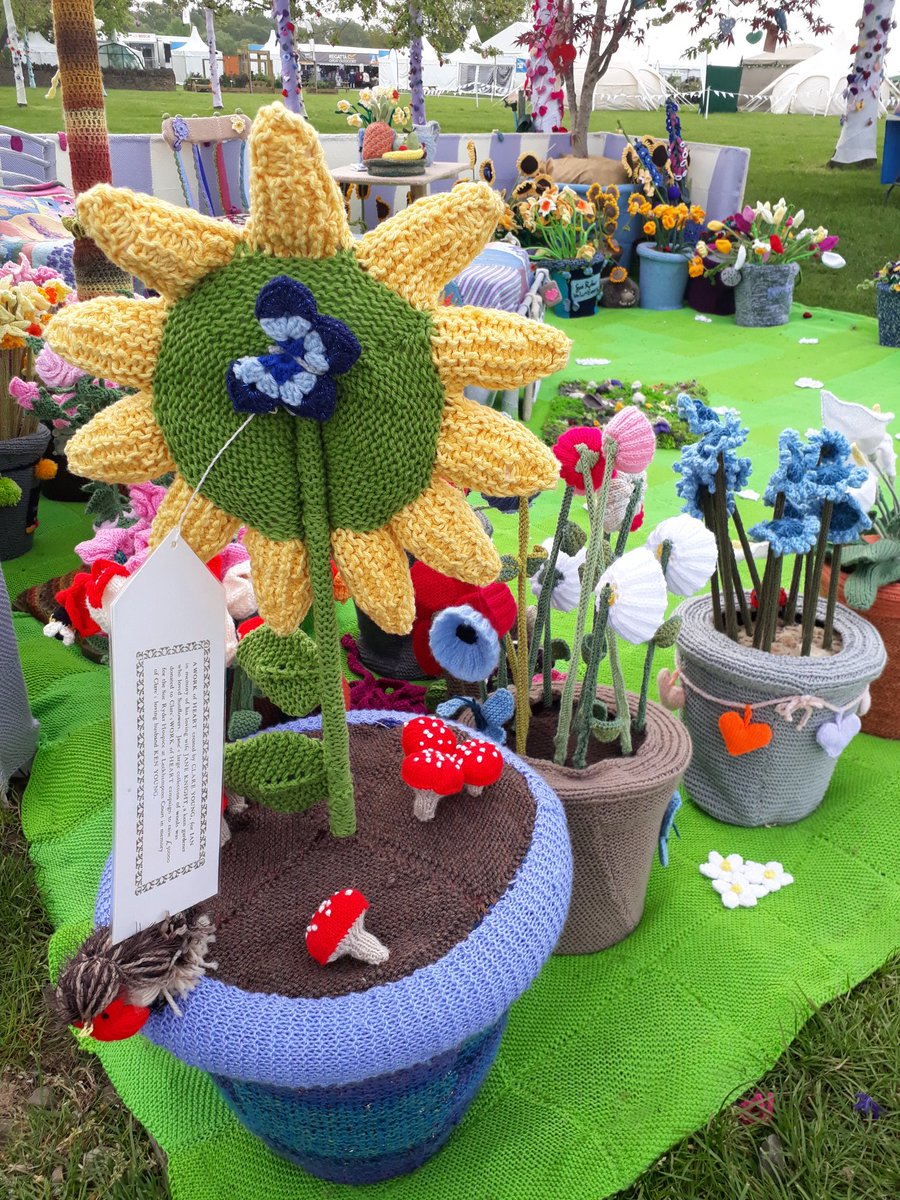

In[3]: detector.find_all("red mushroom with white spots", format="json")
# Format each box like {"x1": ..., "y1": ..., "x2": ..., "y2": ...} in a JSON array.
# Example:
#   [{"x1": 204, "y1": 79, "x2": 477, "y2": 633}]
[
  {"x1": 401, "y1": 715, "x2": 457, "y2": 755},
  {"x1": 401, "y1": 747, "x2": 464, "y2": 821},
  {"x1": 455, "y1": 738, "x2": 504, "y2": 795},
  {"x1": 305, "y1": 888, "x2": 389, "y2": 966}
]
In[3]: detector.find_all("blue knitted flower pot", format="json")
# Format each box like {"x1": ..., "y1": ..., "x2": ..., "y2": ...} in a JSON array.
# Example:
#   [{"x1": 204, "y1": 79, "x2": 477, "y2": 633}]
[
  {"x1": 549, "y1": 256, "x2": 603, "y2": 319},
  {"x1": 94, "y1": 710, "x2": 572, "y2": 1183},
  {"x1": 636, "y1": 243, "x2": 690, "y2": 311},
  {"x1": 876, "y1": 281, "x2": 900, "y2": 348}
]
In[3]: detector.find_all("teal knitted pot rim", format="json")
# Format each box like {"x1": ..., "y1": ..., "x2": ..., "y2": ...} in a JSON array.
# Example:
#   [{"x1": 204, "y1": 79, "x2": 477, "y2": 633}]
[{"x1": 94, "y1": 709, "x2": 573, "y2": 1090}]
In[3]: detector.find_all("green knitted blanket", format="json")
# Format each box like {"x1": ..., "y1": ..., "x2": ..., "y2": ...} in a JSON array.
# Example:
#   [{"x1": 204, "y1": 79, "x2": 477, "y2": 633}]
[{"x1": 9, "y1": 303, "x2": 900, "y2": 1199}]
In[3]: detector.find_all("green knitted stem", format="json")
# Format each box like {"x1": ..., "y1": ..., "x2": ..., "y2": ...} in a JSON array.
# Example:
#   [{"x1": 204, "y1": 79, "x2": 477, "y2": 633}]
[
  {"x1": 608, "y1": 629, "x2": 632, "y2": 756},
  {"x1": 753, "y1": 492, "x2": 786, "y2": 649},
  {"x1": 515, "y1": 496, "x2": 531, "y2": 754},
  {"x1": 554, "y1": 440, "x2": 618, "y2": 767},
  {"x1": 822, "y1": 543, "x2": 842, "y2": 650},
  {"x1": 712, "y1": 458, "x2": 738, "y2": 641},
  {"x1": 572, "y1": 588, "x2": 611, "y2": 769},
  {"x1": 613, "y1": 474, "x2": 645, "y2": 559},
  {"x1": 801, "y1": 498, "x2": 833, "y2": 657},
  {"x1": 542, "y1": 612, "x2": 553, "y2": 709},
  {"x1": 153, "y1": 250, "x2": 444, "y2": 541},
  {"x1": 294, "y1": 419, "x2": 355, "y2": 836},
  {"x1": 634, "y1": 540, "x2": 671, "y2": 734},
  {"x1": 528, "y1": 484, "x2": 574, "y2": 682},
  {"x1": 731, "y1": 506, "x2": 762, "y2": 594},
  {"x1": 785, "y1": 552, "x2": 804, "y2": 626}
]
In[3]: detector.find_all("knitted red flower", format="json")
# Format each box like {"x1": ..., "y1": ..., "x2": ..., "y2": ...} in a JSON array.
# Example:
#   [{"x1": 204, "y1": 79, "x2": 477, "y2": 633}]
[
  {"x1": 553, "y1": 426, "x2": 608, "y2": 494},
  {"x1": 770, "y1": 234, "x2": 784, "y2": 255}
]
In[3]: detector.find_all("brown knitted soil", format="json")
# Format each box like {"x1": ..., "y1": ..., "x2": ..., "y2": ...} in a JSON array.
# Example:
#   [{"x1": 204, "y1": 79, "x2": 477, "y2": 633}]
[
  {"x1": 511, "y1": 697, "x2": 647, "y2": 764},
  {"x1": 201, "y1": 723, "x2": 536, "y2": 1000},
  {"x1": 736, "y1": 622, "x2": 842, "y2": 657}
]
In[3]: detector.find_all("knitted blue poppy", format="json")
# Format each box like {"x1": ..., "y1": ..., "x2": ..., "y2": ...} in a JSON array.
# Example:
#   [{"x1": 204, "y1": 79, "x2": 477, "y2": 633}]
[
  {"x1": 676, "y1": 393, "x2": 721, "y2": 436},
  {"x1": 827, "y1": 496, "x2": 872, "y2": 545},
  {"x1": 437, "y1": 689, "x2": 515, "y2": 744},
  {"x1": 429, "y1": 604, "x2": 500, "y2": 682},
  {"x1": 674, "y1": 441, "x2": 751, "y2": 520},
  {"x1": 748, "y1": 515, "x2": 820, "y2": 557},
  {"x1": 763, "y1": 430, "x2": 816, "y2": 508},
  {"x1": 227, "y1": 275, "x2": 361, "y2": 421}
]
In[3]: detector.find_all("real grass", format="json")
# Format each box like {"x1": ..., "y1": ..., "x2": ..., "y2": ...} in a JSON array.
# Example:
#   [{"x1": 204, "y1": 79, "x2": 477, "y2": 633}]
[{"x1": 0, "y1": 89, "x2": 892, "y2": 316}]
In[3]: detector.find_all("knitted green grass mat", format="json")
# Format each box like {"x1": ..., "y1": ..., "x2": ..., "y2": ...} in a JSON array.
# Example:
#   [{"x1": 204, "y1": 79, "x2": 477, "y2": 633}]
[{"x1": 7, "y1": 303, "x2": 900, "y2": 1200}]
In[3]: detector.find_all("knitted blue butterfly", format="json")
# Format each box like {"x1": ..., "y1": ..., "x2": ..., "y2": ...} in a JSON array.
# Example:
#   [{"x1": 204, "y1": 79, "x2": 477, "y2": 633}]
[
  {"x1": 437, "y1": 689, "x2": 515, "y2": 745},
  {"x1": 227, "y1": 275, "x2": 361, "y2": 422},
  {"x1": 658, "y1": 789, "x2": 682, "y2": 868}
]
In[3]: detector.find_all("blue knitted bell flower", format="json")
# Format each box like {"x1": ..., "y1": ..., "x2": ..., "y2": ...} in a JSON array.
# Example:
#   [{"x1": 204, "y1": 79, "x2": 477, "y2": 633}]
[
  {"x1": 763, "y1": 430, "x2": 817, "y2": 508},
  {"x1": 674, "y1": 440, "x2": 751, "y2": 520},
  {"x1": 749, "y1": 515, "x2": 820, "y2": 557},
  {"x1": 429, "y1": 604, "x2": 500, "y2": 683},
  {"x1": 826, "y1": 496, "x2": 872, "y2": 545},
  {"x1": 227, "y1": 275, "x2": 361, "y2": 421}
]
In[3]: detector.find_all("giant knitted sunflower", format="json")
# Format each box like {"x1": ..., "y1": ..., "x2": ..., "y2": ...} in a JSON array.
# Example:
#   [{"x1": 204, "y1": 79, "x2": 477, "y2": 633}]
[{"x1": 48, "y1": 105, "x2": 570, "y2": 833}]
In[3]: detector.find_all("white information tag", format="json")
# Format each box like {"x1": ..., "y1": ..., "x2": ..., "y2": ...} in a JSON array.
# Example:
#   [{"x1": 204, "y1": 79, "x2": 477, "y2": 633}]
[{"x1": 108, "y1": 536, "x2": 226, "y2": 945}]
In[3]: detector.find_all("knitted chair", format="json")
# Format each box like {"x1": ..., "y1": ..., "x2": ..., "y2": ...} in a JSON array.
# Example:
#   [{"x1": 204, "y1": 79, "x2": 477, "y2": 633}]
[{"x1": 161, "y1": 114, "x2": 251, "y2": 221}]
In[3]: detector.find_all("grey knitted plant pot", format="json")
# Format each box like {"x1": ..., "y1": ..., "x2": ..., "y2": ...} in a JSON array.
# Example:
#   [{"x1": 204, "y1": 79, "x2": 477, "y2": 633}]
[
  {"x1": 0, "y1": 426, "x2": 51, "y2": 560},
  {"x1": 675, "y1": 594, "x2": 886, "y2": 827},
  {"x1": 733, "y1": 262, "x2": 800, "y2": 328}
]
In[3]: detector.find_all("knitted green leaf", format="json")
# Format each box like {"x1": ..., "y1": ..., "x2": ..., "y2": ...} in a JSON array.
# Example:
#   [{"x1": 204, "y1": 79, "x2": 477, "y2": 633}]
[
  {"x1": 592, "y1": 700, "x2": 609, "y2": 722},
  {"x1": 560, "y1": 521, "x2": 587, "y2": 556},
  {"x1": 550, "y1": 637, "x2": 572, "y2": 664},
  {"x1": 236, "y1": 625, "x2": 321, "y2": 716},
  {"x1": 228, "y1": 709, "x2": 262, "y2": 741},
  {"x1": 591, "y1": 720, "x2": 620, "y2": 742},
  {"x1": 498, "y1": 555, "x2": 520, "y2": 582},
  {"x1": 653, "y1": 616, "x2": 681, "y2": 649},
  {"x1": 839, "y1": 538, "x2": 900, "y2": 567},
  {"x1": 224, "y1": 731, "x2": 326, "y2": 813},
  {"x1": 844, "y1": 561, "x2": 900, "y2": 611}
]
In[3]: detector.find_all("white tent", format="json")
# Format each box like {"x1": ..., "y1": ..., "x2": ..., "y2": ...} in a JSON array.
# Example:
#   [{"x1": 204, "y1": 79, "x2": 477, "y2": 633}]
[
  {"x1": 480, "y1": 22, "x2": 529, "y2": 57},
  {"x1": 580, "y1": 57, "x2": 668, "y2": 110},
  {"x1": 23, "y1": 31, "x2": 58, "y2": 66},
  {"x1": 170, "y1": 24, "x2": 222, "y2": 85},
  {"x1": 765, "y1": 45, "x2": 894, "y2": 116}
]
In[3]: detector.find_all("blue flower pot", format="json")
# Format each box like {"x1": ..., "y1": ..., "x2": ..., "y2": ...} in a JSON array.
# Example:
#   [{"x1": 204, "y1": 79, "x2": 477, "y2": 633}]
[
  {"x1": 92, "y1": 710, "x2": 572, "y2": 1184},
  {"x1": 877, "y1": 281, "x2": 900, "y2": 348},
  {"x1": 548, "y1": 256, "x2": 603, "y2": 319},
  {"x1": 636, "y1": 242, "x2": 690, "y2": 311}
]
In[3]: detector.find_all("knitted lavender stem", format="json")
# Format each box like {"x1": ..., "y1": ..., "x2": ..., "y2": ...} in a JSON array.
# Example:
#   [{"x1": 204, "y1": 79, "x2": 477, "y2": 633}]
[
  {"x1": 408, "y1": 0, "x2": 426, "y2": 125},
  {"x1": 271, "y1": 0, "x2": 304, "y2": 115},
  {"x1": 572, "y1": 588, "x2": 610, "y2": 768},
  {"x1": 294, "y1": 420, "x2": 355, "y2": 836}
]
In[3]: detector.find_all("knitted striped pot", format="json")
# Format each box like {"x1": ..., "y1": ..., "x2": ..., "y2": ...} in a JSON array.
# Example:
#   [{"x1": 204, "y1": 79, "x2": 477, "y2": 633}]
[
  {"x1": 733, "y1": 262, "x2": 800, "y2": 328},
  {"x1": 675, "y1": 595, "x2": 886, "y2": 826},
  {"x1": 93, "y1": 710, "x2": 572, "y2": 1184},
  {"x1": 876, "y1": 281, "x2": 900, "y2": 348}
]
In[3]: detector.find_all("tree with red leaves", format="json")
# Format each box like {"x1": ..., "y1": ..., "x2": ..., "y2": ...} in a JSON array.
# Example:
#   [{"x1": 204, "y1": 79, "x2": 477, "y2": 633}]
[{"x1": 522, "y1": 1, "x2": 831, "y2": 155}]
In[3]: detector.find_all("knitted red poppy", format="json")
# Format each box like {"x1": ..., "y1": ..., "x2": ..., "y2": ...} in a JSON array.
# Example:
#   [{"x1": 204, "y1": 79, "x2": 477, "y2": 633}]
[{"x1": 552, "y1": 426, "x2": 608, "y2": 494}]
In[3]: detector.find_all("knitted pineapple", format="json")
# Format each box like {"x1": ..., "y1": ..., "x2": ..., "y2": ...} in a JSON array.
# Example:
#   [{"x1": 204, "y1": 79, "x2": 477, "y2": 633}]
[{"x1": 362, "y1": 120, "x2": 395, "y2": 161}]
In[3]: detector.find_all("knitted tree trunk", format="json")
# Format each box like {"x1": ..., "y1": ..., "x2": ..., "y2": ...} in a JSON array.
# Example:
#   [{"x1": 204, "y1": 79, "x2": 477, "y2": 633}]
[
  {"x1": 271, "y1": 0, "x2": 304, "y2": 115},
  {"x1": 205, "y1": 8, "x2": 223, "y2": 111},
  {"x1": 3, "y1": 0, "x2": 27, "y2": 106},
  {"x1": 51, "y1": 0, "x2": 132, "y2": 298},
  {"x1": 23, "y1": 29, "x2": 36, "y2": 88},
  {"x1": 526, "y1": 0, "x2": 562, "y2": 134},
  {"x1": 408, "y1": 0, "x2": 425, "y2": 125},
  {"x1": 831, "y1": 0, "x2": 895, "y2": 166}
]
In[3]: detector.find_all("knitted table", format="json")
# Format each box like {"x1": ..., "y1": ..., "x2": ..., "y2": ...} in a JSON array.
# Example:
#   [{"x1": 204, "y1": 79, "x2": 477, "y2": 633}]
[{"x1": 8, "y1": 301, "x2": 900, "y2": 1199}]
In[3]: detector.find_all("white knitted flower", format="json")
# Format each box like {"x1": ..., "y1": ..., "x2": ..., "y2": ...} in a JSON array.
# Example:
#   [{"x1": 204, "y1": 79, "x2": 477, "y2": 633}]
[
  {"x1": 712, "y1": 873, "x2": 767, "y2": 909},
  {"x1": 745, "y1": 860, "x2": 794, "y2": 894},
  {"x1": 596, "y1": 546, "x2": 667, "y2": 644},
  {"x1": 531, "y1": 537, "x2": 585, "y2": 614},
  {"x1": 699, "y1": 851, "x2": 746, "y2": 881},
  {"x1": 646, "y1": 513, "x2": 717, "y2": 596}
]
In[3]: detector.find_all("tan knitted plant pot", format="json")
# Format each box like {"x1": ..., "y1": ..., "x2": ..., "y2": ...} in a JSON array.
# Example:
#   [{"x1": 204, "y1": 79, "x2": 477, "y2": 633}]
[
  {"x1": 513, "y1": 682, "x2": 692, "y2": 955},
  {"x1": 821, "y1": 564, "x2": 900, "y2": 741}
]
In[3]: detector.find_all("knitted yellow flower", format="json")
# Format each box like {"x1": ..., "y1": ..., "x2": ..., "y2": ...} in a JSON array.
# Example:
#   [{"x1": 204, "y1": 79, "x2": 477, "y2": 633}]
[{"x1": 48, "y1": 105, "x2": 569, "y2": 638}]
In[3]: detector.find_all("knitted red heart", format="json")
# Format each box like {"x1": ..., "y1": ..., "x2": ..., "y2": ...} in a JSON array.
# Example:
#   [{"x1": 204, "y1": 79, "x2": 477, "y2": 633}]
[{"x1": 719, "y1": 706, "x2": 772, "y2": 756}]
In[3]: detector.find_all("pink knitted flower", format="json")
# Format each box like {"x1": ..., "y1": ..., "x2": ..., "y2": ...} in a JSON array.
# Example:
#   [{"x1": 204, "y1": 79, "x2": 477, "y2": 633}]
[
  {"x1": 553, "y1": 426, "x2": 608, "y2": 493},
  {"x1": 605, "y1": 406, "x2": 657, "y2": 473},
  {"x1": 76, "y1": 524, "x2": 137, "y2": 565},
  {"x1": 128, "y1": 481, "x2": 167, "y2": 523},
  {"x1": 35, "y1": 344, "x2": 85, "y2": 390},
  {"x1": 9, "y1": 376, "x2": 39, "y2": 409}
]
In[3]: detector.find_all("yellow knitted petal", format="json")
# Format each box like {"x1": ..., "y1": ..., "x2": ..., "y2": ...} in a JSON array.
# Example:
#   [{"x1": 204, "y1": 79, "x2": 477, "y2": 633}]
[
  {"x1": 435, "y1": 395, "x2": 560, "y2": 495},
  {"x1": 149, "y1": 476, "x2": 241, "y2": 562},
  {"x1": 77, "y1": 184, "x2": 243, "y2": 301},
  {"x1": 431, "y1": 306, "x2": 571, "y2": 390},
  {"x1": 65, "y1": 392, "x2": 175, "y2": 483},
  {"x1": 245, "y1": 104, "x2": 352, "y2": 259},
  {"x1": 243, "y1": 530, "x2": 312, "y2": 635},
  {"x1": 331, "y1": 528, "x2": 415, "y2": 635},
  {"x1": 46, "y1": 296, "x2": 167, "y2": 390},
  {"x1": 355, "y1": 183, "x2": 504, "y2": 309},
  {"x1": 390, "y1": 478, "x2": 501, "y2": 586}
]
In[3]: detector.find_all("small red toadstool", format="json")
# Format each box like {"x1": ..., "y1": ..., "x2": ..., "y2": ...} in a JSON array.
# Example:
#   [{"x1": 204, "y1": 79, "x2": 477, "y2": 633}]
[
  {"x1": 73, "y1": 993, "x2": 151, "y2": 1042},
  {"x1": 455, "y1": 738, "x2": 504, "y2": 795},
  {"x1": 401, "y1": 715, "x2": 457, "y2": 755},
  {"x1": 305, "y1": 888, "x2": 389, "y2": 966},
  {"x1": 401, "y1": 747, "x2": 463, "y2": 820}
]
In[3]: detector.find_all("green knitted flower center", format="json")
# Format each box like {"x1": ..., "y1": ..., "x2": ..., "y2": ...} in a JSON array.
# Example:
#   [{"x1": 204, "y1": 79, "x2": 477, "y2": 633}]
[{"x1": 153, "y1": 250, "x2": 445, "y2": 540}]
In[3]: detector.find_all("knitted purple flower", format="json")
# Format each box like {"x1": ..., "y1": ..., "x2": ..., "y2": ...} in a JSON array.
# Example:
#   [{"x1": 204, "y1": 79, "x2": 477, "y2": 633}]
[{"x1": 227, "y1": 276, "x2": 361, "y2": 421}]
